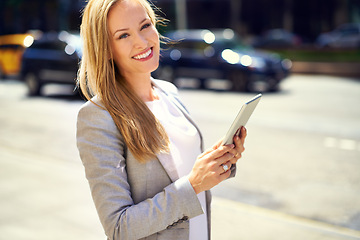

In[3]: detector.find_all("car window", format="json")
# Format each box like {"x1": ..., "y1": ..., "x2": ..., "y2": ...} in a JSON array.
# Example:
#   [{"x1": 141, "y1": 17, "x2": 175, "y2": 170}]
[
  {"x1": 174, "y1": 40, "x2": 213, "y2": 58},
  {"x1": 0, "y1": 44, "x2": 23, "y2": 50},
  {"x1": 31, "y1": 41, "x2": 67, "y2": 51},
  {"x1": 337, "y1": 24, "x2": 360, "y2": 35},
  {"x1": 340, "y1": 27, "x2": 360, "y2": 36},
  {"x1": 214, "y1": 38, "x2": 249, "y2": 51}
]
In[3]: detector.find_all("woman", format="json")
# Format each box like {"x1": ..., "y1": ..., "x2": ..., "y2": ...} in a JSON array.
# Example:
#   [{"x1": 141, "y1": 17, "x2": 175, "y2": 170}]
[{"x1": 76, "y1": 0, "x2": 247, "y2": 239}]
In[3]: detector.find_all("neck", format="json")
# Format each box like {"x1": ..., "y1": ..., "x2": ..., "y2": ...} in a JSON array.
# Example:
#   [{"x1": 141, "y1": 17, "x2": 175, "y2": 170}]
[{"x1": 124, "y1": 73, "x2": 157, "y2": 102}]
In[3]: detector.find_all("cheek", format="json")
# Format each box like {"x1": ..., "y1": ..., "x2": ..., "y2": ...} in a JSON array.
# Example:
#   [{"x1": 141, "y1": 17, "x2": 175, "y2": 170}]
[
  {"x1": 112, "y1": 41, "x2": 128, "y2": 58},
  {"x1": 151, "y1": 33, "x2": 160, "y2": 53},
  {"x1": 149, "y1": 27, "x2": 160, "y2": 43},
  {"x1": 111, "y1": 45, "x2": 129, "y2": 71}
]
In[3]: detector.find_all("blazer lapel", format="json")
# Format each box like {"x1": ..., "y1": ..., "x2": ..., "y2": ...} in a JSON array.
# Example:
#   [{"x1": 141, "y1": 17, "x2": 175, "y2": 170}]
[
  {"x1": 152, "y1": 79, "x2": 204, "y2": 152},
  {"x1": 151, "y1": 79, "x2": 205, "y2": 183},
  {"x1": 156, "y1": 152, "x2": 179, "y2": 182},
  {"x1": 169, "y1": 98, "x2": 204, "y2": 151}
]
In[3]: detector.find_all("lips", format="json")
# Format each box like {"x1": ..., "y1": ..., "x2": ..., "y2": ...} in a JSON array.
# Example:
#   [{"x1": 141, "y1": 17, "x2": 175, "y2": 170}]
[{"x1": 133, "y1": 48, "x2": 153, "y2": 60}]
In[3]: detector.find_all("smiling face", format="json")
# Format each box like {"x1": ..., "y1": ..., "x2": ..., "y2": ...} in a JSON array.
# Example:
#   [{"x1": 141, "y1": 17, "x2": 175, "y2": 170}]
[{"x1": 107, "y1": 0, "x2": 160, "y2": 81}]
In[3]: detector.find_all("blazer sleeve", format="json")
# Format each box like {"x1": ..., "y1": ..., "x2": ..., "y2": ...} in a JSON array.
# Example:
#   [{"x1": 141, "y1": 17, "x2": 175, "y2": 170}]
[{"x1": 76, "y1": 100, "x2": 203, "y2": 240}]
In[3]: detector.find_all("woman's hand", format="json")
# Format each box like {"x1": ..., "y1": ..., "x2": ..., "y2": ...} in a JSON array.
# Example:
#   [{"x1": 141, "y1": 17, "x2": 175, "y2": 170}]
[{"x1": 188, "y1": 127, "x2": 247, "y2": 194}]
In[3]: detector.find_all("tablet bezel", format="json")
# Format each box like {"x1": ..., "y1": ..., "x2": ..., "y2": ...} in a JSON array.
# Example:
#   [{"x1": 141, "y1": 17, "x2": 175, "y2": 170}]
[{"x1": 221, "y1": 93, "x2": 262, "y2": 145}]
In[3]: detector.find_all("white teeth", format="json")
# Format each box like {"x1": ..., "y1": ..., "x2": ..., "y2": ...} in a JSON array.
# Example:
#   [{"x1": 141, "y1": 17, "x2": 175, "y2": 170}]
[{"x1": 133, "y1": 49, "x2": 151, "y2": 59}]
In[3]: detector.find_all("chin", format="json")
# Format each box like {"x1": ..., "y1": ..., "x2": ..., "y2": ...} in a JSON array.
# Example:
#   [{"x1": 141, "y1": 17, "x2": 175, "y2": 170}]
[{"x1": 149, "y1": 59, "x2": 160, "y2": 73}]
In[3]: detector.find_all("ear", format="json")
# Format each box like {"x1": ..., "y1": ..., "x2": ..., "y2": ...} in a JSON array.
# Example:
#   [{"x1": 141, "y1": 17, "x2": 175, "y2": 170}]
[
  {"x1": 107, "y1": 49, "x2": 112, "y2": 61},
  {"x1": 105, "y1": 39, "x2": 113, "y2": 60}
]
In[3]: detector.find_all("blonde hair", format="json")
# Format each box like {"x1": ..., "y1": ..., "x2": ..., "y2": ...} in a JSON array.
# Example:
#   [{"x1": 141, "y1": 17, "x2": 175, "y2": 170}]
[{"x1": 78, "y1": 0, "x2": 169, "y2": 162}]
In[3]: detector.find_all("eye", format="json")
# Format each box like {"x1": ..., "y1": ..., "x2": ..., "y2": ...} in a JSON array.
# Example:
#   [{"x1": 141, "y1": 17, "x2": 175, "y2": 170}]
[
  {"x1": 119, "y1": 33, "x2": 129, "y2": 39},
  {"x1": 141, "y1": 23, "x2": 151, "y2": 31}
]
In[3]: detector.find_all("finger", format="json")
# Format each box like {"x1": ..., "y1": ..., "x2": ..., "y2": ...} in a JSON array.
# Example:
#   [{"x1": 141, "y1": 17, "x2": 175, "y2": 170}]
[
  {"x1": 198, "y1": 140, "x2": 232, "y2": 158},
  {"x1": 212, "y1": 138, "x2": 224, "y2": 150},
  {"x1": 234, "y1": 128, "x2": 246, "y2": 150},
  {"x1": 239, "y1": 126, "x2": 247, "y2": 144},
  {"x1": 217, "y1": 152, "x2": 235, "y2": 165},
  {"x1": 233, "y1": 136, "x2": 245, "y2": 152},
  {"x1": 228, "y1": 153, "x2": 240, "y2": 164},
  {"x1": 219, "y1": 161, "x2": 232, "y2": 175},
  {"x1": 227, "y1": 147, "x2": 240, "y2": 159},
  {"x1": 225, "y1": 143, "x2": 243, "y2": 165},
  {"x1": 219, "y1": 170, "x2": 232, "y2": 183},
  {"x1": 206, "y1": 144, "x2": 235, "y2": 160},
  {"x1": 197, "y1": 147, "x2": 214, "y2": 159},
  {"x1": 230, "y1": 139, "x2": 243, "y2": 154}
]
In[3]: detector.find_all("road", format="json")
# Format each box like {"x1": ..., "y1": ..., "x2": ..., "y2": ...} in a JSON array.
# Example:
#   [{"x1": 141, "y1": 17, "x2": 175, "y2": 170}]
[
  {"x1": 179, "y1": 75, "x2": 360, "y2": 230},
  {"x1": 0, "y1": 74, "x2": 359, "y2": 239}
]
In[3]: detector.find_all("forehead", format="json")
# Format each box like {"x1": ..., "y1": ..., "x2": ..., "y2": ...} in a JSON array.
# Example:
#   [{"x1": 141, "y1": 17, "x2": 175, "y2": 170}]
[{"x1": 108, "y1": 0, "x2": 148, "y2": 27}]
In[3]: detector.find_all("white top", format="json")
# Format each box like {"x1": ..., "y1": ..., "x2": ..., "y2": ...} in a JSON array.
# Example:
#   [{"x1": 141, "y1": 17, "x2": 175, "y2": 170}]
[{"x1": 146, "y1": 88, "x2": 208, "y2": 240}]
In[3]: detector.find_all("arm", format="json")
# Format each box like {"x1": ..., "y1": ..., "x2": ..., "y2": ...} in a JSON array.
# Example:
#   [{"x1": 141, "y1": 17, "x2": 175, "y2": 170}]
[{"x1": 76, "y1": 101, "x2": 203, "y2": 239}]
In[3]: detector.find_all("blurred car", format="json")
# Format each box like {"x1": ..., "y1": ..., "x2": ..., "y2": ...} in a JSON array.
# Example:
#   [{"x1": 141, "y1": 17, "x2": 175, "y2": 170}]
[
  {"x1": 252, "y1": 29, "x2": 302, "y2": 49},
  {"x1": 316, "y1": 23, "x2": 360, "y2": 48},
  {"x1": 0, "y1": 33, "x2": 33, "y2": 79},
  {"x1": 20, "y1": 31, "x2": 82, "y2": 96},
  {"x1": 153, "y1": 29, "x2": 291, "y2": 92}
]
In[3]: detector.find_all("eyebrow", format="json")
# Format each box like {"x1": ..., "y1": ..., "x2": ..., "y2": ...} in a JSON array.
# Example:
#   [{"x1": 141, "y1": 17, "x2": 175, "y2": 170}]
[{"x1": 112, "y1": 18, "x2": 149, "y2": 37}]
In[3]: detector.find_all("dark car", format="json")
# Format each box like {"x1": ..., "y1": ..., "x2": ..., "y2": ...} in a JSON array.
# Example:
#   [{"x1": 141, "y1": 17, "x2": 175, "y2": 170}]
[
  {"x1": 252, "y1": 29, "x2": 302, "y2": 49},
  {"x1": 316, "y1": 23, "x2": 360, "y2": 48},
  {"x1": 20, "y1": 31, "x2": 82, "y2": 96},
  {"x1": 153, "y1": 29, "x2": 291, "y2": 92}
]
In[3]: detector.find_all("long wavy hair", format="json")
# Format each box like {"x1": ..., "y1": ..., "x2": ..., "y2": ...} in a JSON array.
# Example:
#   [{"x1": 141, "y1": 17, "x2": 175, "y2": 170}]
[{"x1": 78, "y1": 0, "x2": 169, "y2": 162}]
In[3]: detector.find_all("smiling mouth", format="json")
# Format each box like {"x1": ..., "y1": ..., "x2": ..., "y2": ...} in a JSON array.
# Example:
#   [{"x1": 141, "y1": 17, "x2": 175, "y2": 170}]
[{"x1": 133, "y1": 48, "x2": 152, "y2": 60}]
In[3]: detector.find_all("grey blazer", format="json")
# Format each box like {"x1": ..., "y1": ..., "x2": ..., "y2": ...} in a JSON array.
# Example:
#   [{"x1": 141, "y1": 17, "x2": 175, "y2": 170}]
[{"x1": 76, "y1": 79, "x2": 235, "y2": 240}]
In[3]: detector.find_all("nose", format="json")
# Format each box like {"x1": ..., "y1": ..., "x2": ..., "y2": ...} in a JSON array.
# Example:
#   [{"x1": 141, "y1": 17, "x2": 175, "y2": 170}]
[{"x1": 133, "y1": 32, "x2": 147, "y2": 49}]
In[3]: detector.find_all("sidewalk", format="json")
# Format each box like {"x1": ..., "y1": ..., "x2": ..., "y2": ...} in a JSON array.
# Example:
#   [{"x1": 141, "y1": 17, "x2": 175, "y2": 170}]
[
  {"x1": 212, "y1": 197, "x2": 360, "y2": 240},
  {"x1": 291, "y1": 62, "x2": 360, "y2": 78},
  {"x1": 1, "y1": 146, "x2": 360, "y2": 240}
]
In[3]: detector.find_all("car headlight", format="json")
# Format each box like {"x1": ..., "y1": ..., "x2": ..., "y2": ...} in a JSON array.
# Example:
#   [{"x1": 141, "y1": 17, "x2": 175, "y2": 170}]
[
  {"x1": 221, "y1": 49, "x2": 240, "y2": 65},
  {"x1": 240, "y1": 55, "x2": 252, "y2": 66},
  {"x1": 201, "y1": 30, "x2": 216, "y2": 44},
  {"x1": 65, "y1": 44, "x2": 76, "y2": 55},
  {"x1": 221, "y1": 49, "x2": 266, "y2": 69},
  {"x1": 23, "y1": 35, "x2": 34, "y2": 48},
  {"x1": 250, "y1": 57, "x2": 266, "y2": 69},
  {"x1": 281, "y1": 59, "x2": 292, "y2": 70},
  {"x1": 170, "y1": 49, "x2": 181, "y2": 61}
]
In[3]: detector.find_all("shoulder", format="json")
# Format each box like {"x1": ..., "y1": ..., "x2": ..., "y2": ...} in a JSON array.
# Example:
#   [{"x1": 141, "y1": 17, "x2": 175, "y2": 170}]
[
  {"x1": 77, "y1": 96, "x2": 118, "y2": 133},
  {"x1": 78, "y1": 96, "x2": 106, "y2": 117},
  {"x1": 76, "y1": 96, "x2": 124, "y2": 160}
]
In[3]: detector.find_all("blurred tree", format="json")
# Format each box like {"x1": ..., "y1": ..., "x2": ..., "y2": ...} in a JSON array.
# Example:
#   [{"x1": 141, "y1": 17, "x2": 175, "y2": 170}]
[
  {"x1": 59, "y1": 0, "x2": 71, "y2": 30},
  {"x1": 175, "y1": 0, "x2": 187, "y2": 29},
  {"x1": 230, "y1": 0, "x2": 242, "y2": 34},
  {"x1": 0, "y1": 0, "x2": 358, "y2": 41},
  {"x1": 283, "y1": 0, "x2": 293, "y2": 32}
]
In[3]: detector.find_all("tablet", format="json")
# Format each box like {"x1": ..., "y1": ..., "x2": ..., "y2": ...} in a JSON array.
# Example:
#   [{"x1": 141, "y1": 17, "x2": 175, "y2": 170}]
[{"x1": 221, "y1": 93, "x2": 262, "y2": 145}]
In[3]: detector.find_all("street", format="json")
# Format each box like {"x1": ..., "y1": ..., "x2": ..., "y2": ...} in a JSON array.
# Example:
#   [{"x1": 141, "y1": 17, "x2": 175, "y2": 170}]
[
  {"x1": 0, "y1": 74, "x2": 360, "y2": 239},
  {"x1": 182, "y1": 75, "x2": 360, "y2": 229}
]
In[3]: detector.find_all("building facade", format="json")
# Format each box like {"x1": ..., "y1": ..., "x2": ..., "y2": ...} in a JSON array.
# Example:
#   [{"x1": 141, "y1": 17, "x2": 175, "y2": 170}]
[{"x1": 0, "y1": 0, "x2": 359, "y2": 41}]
